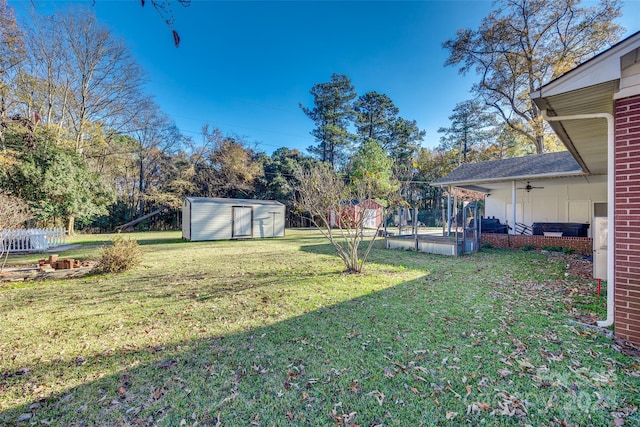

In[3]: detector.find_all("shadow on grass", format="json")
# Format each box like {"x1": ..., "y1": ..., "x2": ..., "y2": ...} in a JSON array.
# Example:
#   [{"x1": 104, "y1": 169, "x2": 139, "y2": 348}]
[
  {"x1": 0, "y1": 275, "x2": 433, "y2": 426},
  {"x1": 3, "y1": 264, "x2": 635, "y2": 426},
  {"x1": 2, "y1": 240, "x2": 636, "y2": 426}
]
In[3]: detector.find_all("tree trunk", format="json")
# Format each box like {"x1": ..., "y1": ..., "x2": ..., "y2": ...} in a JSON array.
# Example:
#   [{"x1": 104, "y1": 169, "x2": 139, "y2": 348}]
[{"x1": 67, "y1": 216, "x2": 75, "y2": 235}]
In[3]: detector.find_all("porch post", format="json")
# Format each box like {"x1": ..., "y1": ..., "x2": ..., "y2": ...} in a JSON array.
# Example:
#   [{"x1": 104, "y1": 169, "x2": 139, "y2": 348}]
[
  {"x1": 511, "y1": 180, "x2": 517, "y2": 235},
  {"x1": 453, "y1": 187, "x2": 458, "y2": 234},
  {"x1": 446, "y1": 186, "x2": 452, "y2": 236}
]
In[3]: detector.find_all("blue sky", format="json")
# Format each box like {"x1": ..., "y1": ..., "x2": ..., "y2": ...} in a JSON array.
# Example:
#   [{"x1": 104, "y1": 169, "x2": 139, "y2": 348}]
[{"x1": 12, "y1": 0, "x2": 640, "y2": 155}]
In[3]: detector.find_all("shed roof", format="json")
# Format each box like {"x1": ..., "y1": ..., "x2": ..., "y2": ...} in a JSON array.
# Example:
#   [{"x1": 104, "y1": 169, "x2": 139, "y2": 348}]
[
  {"x1": 431, "y1": 151, "x2": 584, "y2": 188},
  {"x1": 184, "y1": 197, "x2": 285, "y2": 206}
]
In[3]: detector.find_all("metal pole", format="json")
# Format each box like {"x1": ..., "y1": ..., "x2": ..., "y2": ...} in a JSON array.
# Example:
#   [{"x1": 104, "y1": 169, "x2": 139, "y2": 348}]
[
  {"x1": 413, "y1": 207, "x2": 419, "y2": 251},
  {"x1": 511, "y1": 180, "x2": 517, "y2": 235},
  {"x1": 446, "y1": 186, "x2": 452, "y2": 236},
  {"x1": 462, "y1": 203, "x2": 467, "y2": 254}
]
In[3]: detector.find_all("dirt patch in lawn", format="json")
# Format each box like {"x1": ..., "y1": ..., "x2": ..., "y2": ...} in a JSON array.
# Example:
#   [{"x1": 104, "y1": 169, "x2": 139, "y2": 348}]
[
  {"x1": 564, "y1": 255, "x2": 594, "y2": 281},
  {"x1": 0, "y1": 262, "x2": 97, "y2": 282}
]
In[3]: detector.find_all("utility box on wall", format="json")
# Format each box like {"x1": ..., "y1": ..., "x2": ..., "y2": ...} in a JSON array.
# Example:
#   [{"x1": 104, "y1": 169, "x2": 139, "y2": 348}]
[{"x1": 593, "y1": 216, "x2": 608, "y2": 281}]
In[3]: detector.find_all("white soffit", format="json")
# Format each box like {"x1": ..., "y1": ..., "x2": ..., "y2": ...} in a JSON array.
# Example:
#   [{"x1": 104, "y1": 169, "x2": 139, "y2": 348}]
[
  {"x1": 534, "y1": 81, "x2": 617, "y2": 175},
  {"x1": 531, "y1": 32, "x2": 640, "y2": 99}
]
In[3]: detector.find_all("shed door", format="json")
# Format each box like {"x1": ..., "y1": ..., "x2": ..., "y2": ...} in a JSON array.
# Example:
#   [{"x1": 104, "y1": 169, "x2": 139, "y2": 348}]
[
  {"x1": 233, "y1": 206, "x2": 253, "y2": 237},
  {"x1": 363, "y1": 209, "x2": 377, "y2": 228}
]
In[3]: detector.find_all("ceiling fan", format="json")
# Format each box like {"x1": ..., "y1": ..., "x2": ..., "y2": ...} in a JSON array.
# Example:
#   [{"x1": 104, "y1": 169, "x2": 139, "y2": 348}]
[{"x1": 517, "y1": 181, "x2": 544, "y2": 192}]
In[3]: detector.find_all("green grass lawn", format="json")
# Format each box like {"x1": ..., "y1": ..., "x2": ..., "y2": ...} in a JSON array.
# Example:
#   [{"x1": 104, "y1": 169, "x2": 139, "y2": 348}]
[{"x1": 1, "y1": 230, "x2": 638, "y2": 426}]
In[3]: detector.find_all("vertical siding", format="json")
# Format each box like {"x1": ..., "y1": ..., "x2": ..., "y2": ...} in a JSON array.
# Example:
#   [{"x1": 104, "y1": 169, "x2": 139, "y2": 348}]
[
  {"x1": 484, "y1": 177, "x2": 606, "y2": 236},
  {"x1": 614, "y1": 94, "x2": 640, "y2": 346},
  {"x1": 192, "y1": 201, "x2": 233, "y2": 241},
  {"x1": 182, "y1": 199, "x2": 191, "y2": 240},
  {"x1": 274, "y1": 205, "x2": 285, "y2": 237},
  {"x1": 252, "y1": 205, "x2": 285, "y2": 237},
  {"x1": 253, "y1": 205, "x2": 270, "y2": 238},
  {"x1": 183, "y1": 198, "x2": 285, "y2": 241}
]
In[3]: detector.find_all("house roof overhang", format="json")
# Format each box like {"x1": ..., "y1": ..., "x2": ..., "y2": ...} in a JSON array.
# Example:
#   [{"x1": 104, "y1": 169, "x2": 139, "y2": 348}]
[
  {"x1": 530, "y1": 31, "x2": 640, "y2": 175},
  {"x1": 432, "y1": 172, "x2": 591, "y2": 195},
  {"x1": 430, "y1": 151, "x2": 585, "y2": 193}
]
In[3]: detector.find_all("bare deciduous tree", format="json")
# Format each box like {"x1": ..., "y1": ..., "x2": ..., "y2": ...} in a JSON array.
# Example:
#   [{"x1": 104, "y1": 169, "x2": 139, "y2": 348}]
[
  {"x1": 19, "y1": 9, "x2": 148, "y2": 154},
  {"x1": 294, "y1": 162, "x2": 399, "y2": 273},
  {"x1": 444, "y1": 0, "x2": 623, "y2": 154},
  {"x1": 0, "y1": 0, "x2": 25, "y2": 143}
]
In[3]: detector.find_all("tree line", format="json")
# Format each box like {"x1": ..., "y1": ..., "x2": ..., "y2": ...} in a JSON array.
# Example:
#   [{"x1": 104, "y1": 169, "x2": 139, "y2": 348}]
[{"x1": 0, "y1": 0, "x2": 624, "y2": 234}]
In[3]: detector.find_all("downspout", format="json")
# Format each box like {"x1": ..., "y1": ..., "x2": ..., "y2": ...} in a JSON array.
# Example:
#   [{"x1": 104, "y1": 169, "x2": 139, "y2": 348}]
[{"x1": 542, "y1": 110, "x2": 615, "y2": 328}]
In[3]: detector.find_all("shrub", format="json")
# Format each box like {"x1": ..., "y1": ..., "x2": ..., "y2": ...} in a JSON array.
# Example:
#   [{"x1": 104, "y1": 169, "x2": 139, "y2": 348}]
[
  {"x1": 562, "y1": 247, "x2": 575, "y2": 255},
  {"x1": 481, "y1": 242, "x2": 493, "y2": 249},
  {"x1": 521, "y1": 244, "x2": 536, "y2": 251},
  {"x1": 96, "y1": 234, "x2": 143, "y2": 273}
]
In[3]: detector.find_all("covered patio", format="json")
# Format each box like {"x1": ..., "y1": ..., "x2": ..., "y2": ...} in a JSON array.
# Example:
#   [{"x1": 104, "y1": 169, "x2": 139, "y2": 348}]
[{"x1": 431, "y1": 151, "x2": 604, "y2": 255}]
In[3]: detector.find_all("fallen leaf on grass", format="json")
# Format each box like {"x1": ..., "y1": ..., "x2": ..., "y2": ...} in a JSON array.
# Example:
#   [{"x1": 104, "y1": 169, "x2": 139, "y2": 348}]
[
  {"x1": 413, "y1": 373, "x2": 428, "y2": 383},
  {"x1": 217, "y1": 391, "x2": 238, "y2": 408},
  {"x1": 492, "y1": 391, "x2": 528, "y2": 417},
  {"x1": 392, "y1": 361, "x2": 407, "y2": 372},
  {"x1": 158, "y1": 359, "x2": 178, "y2": 369},
  {"x1": 17, "y1": 413, "x2": 32, "y2": 422},
  {"x1": 445, "y1": 383, "x2": 462, "y2": 398},
  {"x1": 466, "y1": 402, "x2": 491, "y2": 414},
  {"x1": 516, "y1": 359, "x2": 536, "y2": 371},
  {"x1": 332, "y1": 409, "x2": 357, "y2": 425},
  {"x1": 498, "y1": 368, "x2": 512, "y2": 378},
  {"x1": 251, "y1": 364, "x2": 269, "y2": 374},
  {"x1": 152, "y1": 387, "x2": 164, "y2": 400},
  {"x1": 445, "y1": 410, "x2": 458, "y2": 420},
  {"x1": 301, "y1": 391, "x2": 315, "y2": 402},
  {"x1": 383, "y1": 367, "x2": 394, "y2": 378},
  {"x1": 366, "y1": 390, "x2": 385, "y2": 406}
]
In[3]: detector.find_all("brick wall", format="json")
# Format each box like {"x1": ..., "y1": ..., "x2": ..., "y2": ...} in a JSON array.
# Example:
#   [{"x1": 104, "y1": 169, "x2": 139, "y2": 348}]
[
  {"x1": 614, "y1": 94, "x2": 640, "y2": 345},
  {"x1": 480, "y1": 233, "x2": 592, "y2": 255}
]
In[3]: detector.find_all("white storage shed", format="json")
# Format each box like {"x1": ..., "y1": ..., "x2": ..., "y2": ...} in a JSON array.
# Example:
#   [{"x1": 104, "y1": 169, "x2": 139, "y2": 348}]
[{"x1": 182, "y1": 197, "x2": 286, "y2": 241}]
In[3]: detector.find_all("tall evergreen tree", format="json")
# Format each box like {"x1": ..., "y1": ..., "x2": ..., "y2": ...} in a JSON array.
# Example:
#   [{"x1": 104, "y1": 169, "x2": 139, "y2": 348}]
[
  {"x1": 437, "y1": 100, "x2": 497, "y2": 165},
  {"x1": 388, "y1": 117, "x2": 424, "y2": 178},
  {"x1": 353, "y1": 91, "x2": 399, "y2": 149},
  {"x1": 353, "y1": 91, "x2": 424, "y2": 184},
  {"x1": 300, "y1": 73, "x2": 356, "y2": 168}
]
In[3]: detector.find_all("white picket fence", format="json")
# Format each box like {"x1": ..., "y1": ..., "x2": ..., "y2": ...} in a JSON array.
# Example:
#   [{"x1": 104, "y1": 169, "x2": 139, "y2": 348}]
[{"x1": 0, "y1": 228, "x2": 66, "y2": 253}]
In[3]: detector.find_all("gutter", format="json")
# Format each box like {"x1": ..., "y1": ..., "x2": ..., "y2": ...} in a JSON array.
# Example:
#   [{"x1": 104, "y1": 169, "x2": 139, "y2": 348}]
[
  {"x1": 541, "y1": 110, "x2": 615, "y2": 328},
  {"x1": 430, "y1": 170, "x2": 587, "y2": 188}
]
